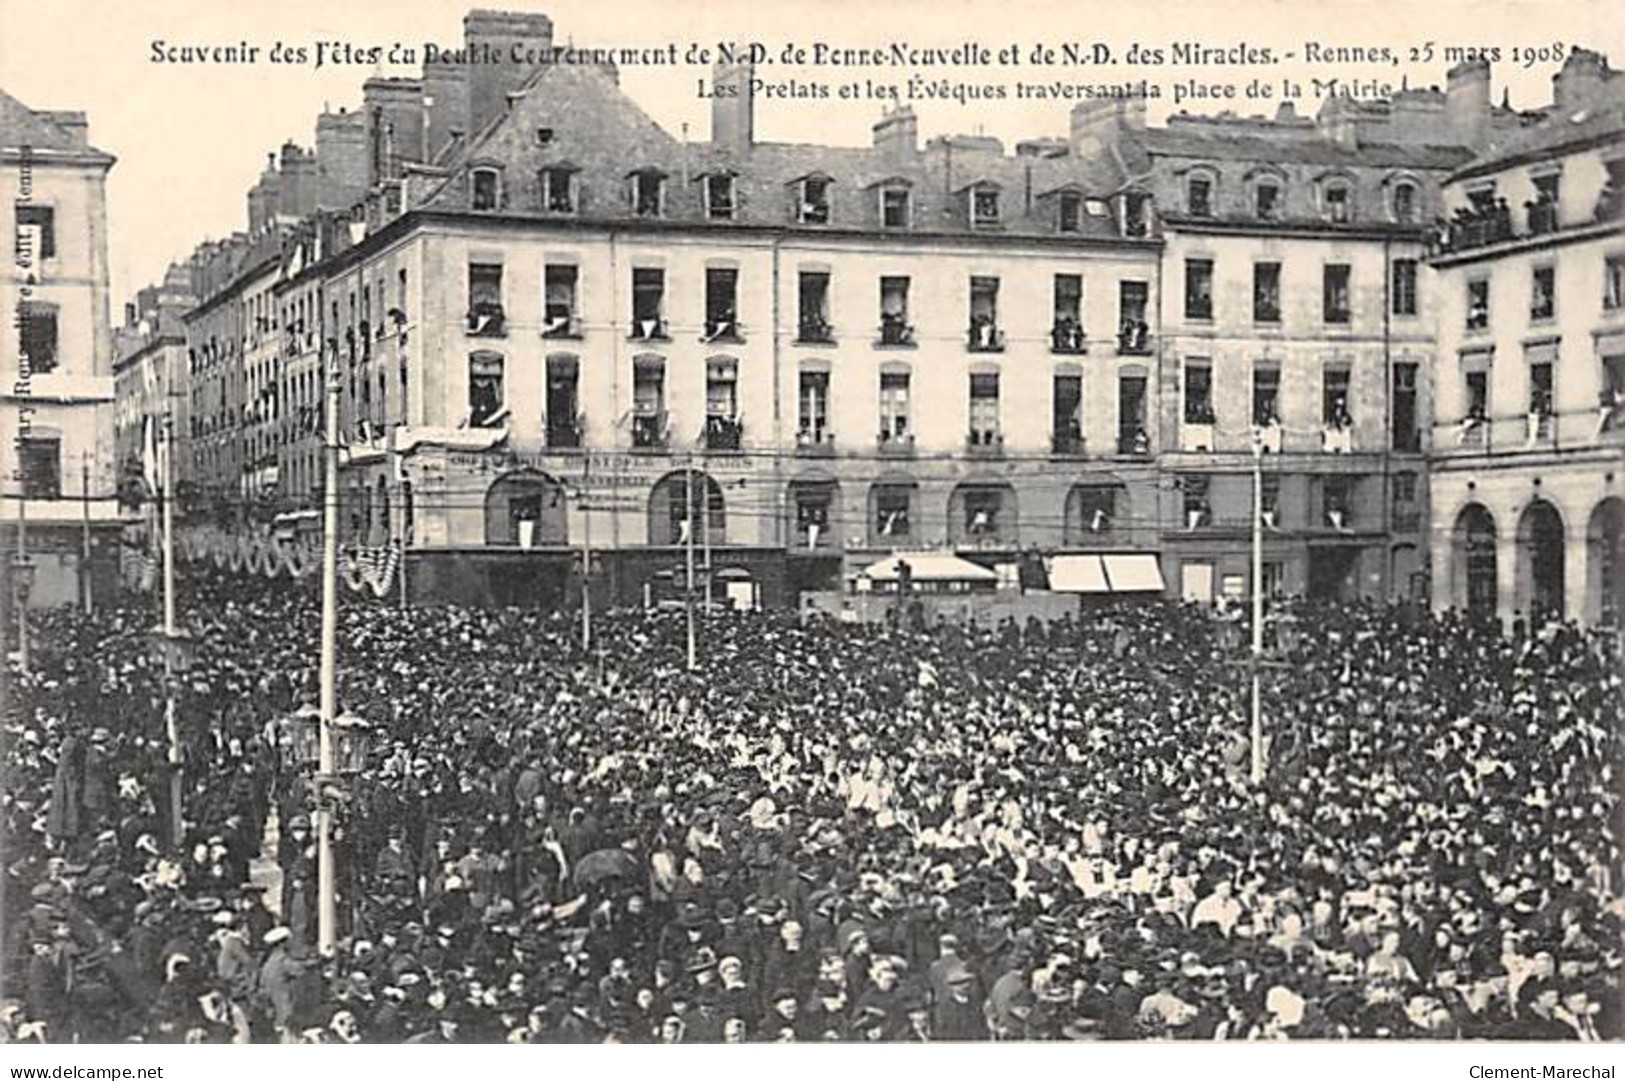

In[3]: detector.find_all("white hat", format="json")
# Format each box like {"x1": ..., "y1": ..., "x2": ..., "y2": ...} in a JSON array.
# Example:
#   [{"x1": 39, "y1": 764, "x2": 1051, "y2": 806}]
[{"x1": 264, "y1": 926, "x2": 291, "y2": 946}]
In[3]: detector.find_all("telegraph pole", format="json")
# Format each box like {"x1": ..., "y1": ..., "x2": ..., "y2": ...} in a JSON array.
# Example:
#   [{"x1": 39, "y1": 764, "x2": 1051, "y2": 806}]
[
  {"x1": 1250, "y1": 428, "x2": 1266, "y2": 785},
  {"x1": 579, "y1": 455, "x2": 592, "y2": 651},
  {"x1": 161, "y1": 416, "x2": 182, "y2": 848},
  {"x1": 317, "y1": 368, "x2": 340, "y2": 957},
  {"x1": 80, "y1": 451, "x2": 92, "y2": 615},
  {"x1": 684, "y1": 457, "x2": 697, "y2": 671}
]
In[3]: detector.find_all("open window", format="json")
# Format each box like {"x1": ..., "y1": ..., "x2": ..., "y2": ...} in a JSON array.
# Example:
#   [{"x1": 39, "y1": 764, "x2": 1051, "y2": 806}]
[
  {"x1": 628, "y1": 168, "x2": 666, "y2": 218},
  {"x1": 631, "y1": 267, "x2": 667, "y2": 340},
  {"x1": 470, "y1": 167, "x2": 502, "y2": 211},
  {"x1": 543, "y1": 264, "x2": 579, "y2": 338},
  {"x1": 540, "y1": 165, "x2": 579, "y2": 214},
  {"x1": 704, "y1": 173, "x2": 736, "y2": 221},
  {"x1": 880, "y1": 276, "x2": 913, "y2": 345},
  {"x1": 798, "y1": 175, "x2": 832, "y2": 224}
]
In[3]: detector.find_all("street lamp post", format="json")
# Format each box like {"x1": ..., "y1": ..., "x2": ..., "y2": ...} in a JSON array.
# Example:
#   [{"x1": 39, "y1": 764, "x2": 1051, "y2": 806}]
[
  {"x1": 1250, "y1": 427, "x2": 1266, "y2": 785},
  {"x1": 316, "y1": 367, "x2": 340, "y2": 958}
]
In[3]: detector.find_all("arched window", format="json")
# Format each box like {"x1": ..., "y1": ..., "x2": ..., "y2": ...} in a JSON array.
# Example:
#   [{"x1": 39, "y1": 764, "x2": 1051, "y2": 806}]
[
  {"x1": 1390, "y1": 177, "x2": 1421, "y2": 224},
  {"x1": 1319, "y1": 173, "x2": 1356, "y2": 223}
]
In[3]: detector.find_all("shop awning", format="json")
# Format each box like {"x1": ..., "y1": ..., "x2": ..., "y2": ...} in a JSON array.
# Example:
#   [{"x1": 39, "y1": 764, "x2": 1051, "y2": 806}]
[
  {"x1": 1049, "y1": 554, "x2": 1110, "y2": 594},
  {"x1": 861, "y1": 552, "x2": 998, "y2": 583},
  {"x1": 1102, "y1": 553, "x2": 1166, "y2": 593}
]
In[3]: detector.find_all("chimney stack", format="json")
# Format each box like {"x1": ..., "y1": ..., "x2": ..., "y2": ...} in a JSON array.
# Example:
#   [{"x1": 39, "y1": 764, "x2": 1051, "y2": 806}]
[
  {"x1": 1068, "y1": 98, "x2": 1145, "y2": 159},
  {"x1": 463, "y1": 9, "x2": 553, "y2": 138},
  {"x1": 1446, "y1": 58, "x2": 1492, "y2": 151},
  {"x1": 872, "y1": 106, "x2": 918, "y2": 160},
  {"x1": 363, "y1": 77, "x2": 427, "y2": 184},
  {"x1": 1552, "y1": 47, "x2": 1611, "y2": 112},
  {"x1": 316, "y1": 108, "x2": 369, "y2": 212},
  {"x1": 422, "y1": 58, "x2": 468, "y2": 162},
  {"x1": 710, "y1": 57, "x2": 756, "y2": 154}
]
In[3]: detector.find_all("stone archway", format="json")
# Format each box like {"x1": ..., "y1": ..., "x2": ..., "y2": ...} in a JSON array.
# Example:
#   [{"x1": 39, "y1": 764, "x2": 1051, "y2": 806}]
[
  {"x1": 1587, "y1": 497, "x2": 1625, "y2": 626},
  {"x1": 485, "y1": 470, "x2": 568, "y2": 547},
  {"x1": 1451, "y1": 504, "x2": 1498, "y2": 616},
  {"x1": 648, "y1": 469, "x2": 725, "y2": 546},
  {"x1": 1515, "y1": 499, "x2": 1566, "y2": 624}
]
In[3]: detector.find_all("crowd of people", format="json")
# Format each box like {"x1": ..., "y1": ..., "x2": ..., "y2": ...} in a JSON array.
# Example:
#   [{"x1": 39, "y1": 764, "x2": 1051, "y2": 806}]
[{"x1": 3, "y1": 571, "x2": 1621, "y2": 1043}]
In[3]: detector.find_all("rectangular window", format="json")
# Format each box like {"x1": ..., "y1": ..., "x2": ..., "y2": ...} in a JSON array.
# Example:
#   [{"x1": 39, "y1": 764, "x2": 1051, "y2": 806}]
[
  {"x1": 1467, "y1": 278, "x2": 1490, "y2": 330},
  {"x1": 1253, "y1": 366, "x2": 1281, "y2": 426},
  {"x1": 1182, "y1": 475, "x2": 1211, "y2": 528},
  {"x1": 880, "y1": 276, "x2": 912, "y2": 344},
  {"x1": 1392, "y1": 259, "x2": 1418, "y2": 317},
  {"x1": 1058, "y1": 192, "x2": 1082, "y2": 233},
  {"x1": 1530, "y1": 173, "x2": 1561, "y2": 234},
  {"x1": 1188, "y1": 177, "x2": 1213, "y2": 218},
  {"x1": 1391, "y1": 473, "x2": 1419, "y2": 532},
  {"x1": 705, "y1": 361, "x2": 741, "y2": 449},
  {"x1": 800, "y1": 177, "x2": 831, "y2": 224},
  {"x1": 471, "y1": 169, "x2": 500, "y2": 211},
  {"x1": 704, "y1": 267, "x2": 740, "y2": 340},
  {"x1": 1074, "y1": 485, "x2": 1115, "y2": 535},
  {"x1": 798, "y1": 271, "x2": 832, "y2": 342},
  {"x1": 631, "y1": 171, "x2": 664, "y2": 217},
  {"x1": 705, "y1": 174, "x2": 735, "y2": 220},
  {"x1": 1324, "y1": 185, "x2": 1351, "y2": 224},
  {"x1": 1323, "y1": 476, "x2": 1354, "y2": 530},
  {"x1": 875, "y1": 486, "x2": 912, "y2": 539},
  {"x1": 1255, "y1": 183, "x2": 1280, "y2": 221},
  {"x1": 15, "y1": 204, "x2": 54, "y2": 260},
  {"x1": 798, "y1": 370, "x2": 829, "y2": 441},
  {"x1": 1606, "y1": 255, "x2": 1625, "y2": 311},
  {"x1": 971, "y1": 187, "x2": 1000, "y2": 227},
  {"x1": 631, "y1": 267, "x2": 666, "y2": 338},
  {"x1": 1323, "y1": 366, "x2": 1352, "y2": 426},
  {"x1": 1119, "y1": 280, "x2": 1150, "y2": 352},
  {"x1": 969, "y1": 372, "x2": 1000, "y2": 444},
  {"x1": 1531, "y1": 265, "x2": 1556, "y2": 321},
  {"x1": 543, "y1": 265, "x2": 578, "y2": 336},
  {"x1": 879, "y1": 371, "x2": 911, "y2": 441},
  {"x1": 1185, "y1": 258, "x2": 1214, "y2": 320},
  {"x1": 1261, "y1": 475, "x2": 1282, "y2": 527},
  {"x1": 468, "y1": 262, "x2": 504, "y2": 335},
  {"x1": 1466, "y1": 370, "x2": 1489, "y2": 420},
  {"x1": 1323, "y1": 264, "x2": 1351, "y2": 324},
  {"x1": 1053, "y1": 374, "x2": 1083, "y2": 452},
  {"x1": 1118, "y1": 374, "x2": 1147, "y2": 453},
  {"x1": 1392, "y1": 363, "x2": 1419, "y2": 452},
  {"x1": 632, "y1": 363, "x2": 666, "y2": 448},
  {"x1": 468, "y1": 353, "x2": 504, "y2": 427},
  {"x1": 541, "y1": 167, "x2": 576, "y2": 213},
  {"x1": 968, "y1": 276, "x2": 1001, "y2": 350},
  {"x1": 545, "y1": 359, "x2": 580, "y2": 447},
  {"x1": 19, "y1": 302, "x2": 58, "y2": 374},
  {"x1": 1530, "y1": 360, "x2": 1554, "y2": 416},
  {"x1": 1254, "y1": 262, "x2": 1281, "y2": 324},
  {"x1": 1053, "y1": 274, "x2": 1084, "y2": 352},
  {"x1": 19, "y1": 435, "x2": 60, "y2": 499},
  {"x1": 1122, "y1": 192, "x2": 1149, "y2": 237},
  {"x1": 882, "y1": 187, "x2": 910, "y2": 229},
  {"x1": 963, "y1": 488, "x2": 1003, "y2": 537},
  {"x1": 1184, "y1": 359, "x2": 1214, "y2": 424}
]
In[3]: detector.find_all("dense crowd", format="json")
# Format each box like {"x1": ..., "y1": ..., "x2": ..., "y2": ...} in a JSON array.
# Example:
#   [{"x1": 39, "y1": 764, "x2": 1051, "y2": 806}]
[{"x1": 3, "y1": 572, "x2": 1622, "y2": 1043}]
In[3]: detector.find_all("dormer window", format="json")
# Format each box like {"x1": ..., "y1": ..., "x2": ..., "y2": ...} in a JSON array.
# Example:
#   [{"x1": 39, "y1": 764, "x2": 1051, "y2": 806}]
[
  {"x1": 1323, "y1": 181, "x2": 1353, "y2": 224},
  {"x1": 799, "y1": 176, "x2": 831, "y2": 224},
  {"x1": 705, "y1": 174, "x2": 736, "y2": 221},
  {"x1": 1255, "y1": 182, "x2": 1281, "y2": 220},
  {"x1": 881, "y1": 185, "x2": 911, "y2": 229},
  {"x1": 1187, "y1": 175, "x2": 1214, "y2": 218},
  {"x1": 540, "y1": 166, "x2": 578, "y2": 214},
  {"x1": 629, "y1": 169, "x2": 665, "y2": 217},
  {"x1": 1391, "y1": 179, "x2": 1419, "y2": 224},
  {"x1": 1122, "y1": 192, "x2": 1150, "y2": 238},
  {"x1": 1058, "y1": 191, "x2": 1082, "y2": 233},
  {"x1": 471, "y1": 167, "x2": 501, "y2": 211},
  {"x1": 971, "y1": 186, "x2": 1001, "y2": 228}
]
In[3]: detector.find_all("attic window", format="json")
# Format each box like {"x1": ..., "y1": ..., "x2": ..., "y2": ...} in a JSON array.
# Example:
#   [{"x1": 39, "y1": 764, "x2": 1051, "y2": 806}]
[
  {"x1": 1058, "y1": 192, "x2": 1082, "y2": 233},
  {"x1": 630, "y1": 171, "x2": 665, "y2": 217},
  {"x1": 1323, "y1": 181, "x2": 1352, "y2": 224},
  {"x1": 471, "y1": 168, "x2": 501, "y2": 211},
  {"x1": 799, "y1": 177, "x2": 831, "y2": 224},
  {"x1": 971, "y1": 187, "x2": 1000, "y2": 227},
  {"x1": 1187, "y1": 175, "x2": 1213, "y2": 218},
  {"x1": 1391, "y1": 180, "x2": 1418, "y2": 224},
  {"x1": 881, "y1": 186, "x2": 911, "y2": 229},
  {"x1": 541, "y1": 167, "x2": 578, "y2": 214},
  {"x1": 705, "y1": 174, "x2": 736, "y2": 221}
]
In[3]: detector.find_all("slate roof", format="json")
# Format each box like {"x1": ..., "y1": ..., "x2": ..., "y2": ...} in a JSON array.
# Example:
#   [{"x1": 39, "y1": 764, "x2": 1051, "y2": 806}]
[
  {"x1": 1451, "y1": 81, "x2": 1625, "y2": 180},
  {"x1": 1128, "y1": 125, "x2": 1473, "y2": 171},
  {"x1": 422, "y1": 62, "x2": 1130, "y2": 241},
  {"x1": 0, "y1": 88, "x2": 111, "y2": 160}
]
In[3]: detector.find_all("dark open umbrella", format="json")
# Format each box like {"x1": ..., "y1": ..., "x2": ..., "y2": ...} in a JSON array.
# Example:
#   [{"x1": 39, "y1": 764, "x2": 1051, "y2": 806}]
[{"x1": 573, "y1": 848, "x2": 640, "y2": 889}]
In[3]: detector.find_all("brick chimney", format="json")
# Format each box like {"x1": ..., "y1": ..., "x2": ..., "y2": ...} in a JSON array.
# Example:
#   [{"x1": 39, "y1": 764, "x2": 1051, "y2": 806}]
[
  {"x1": 247, "y1": 153, "x2": 279, "y2": 235},
  {"x1": 1068, "y1": 98, "x2": 1145, "y2": 159},
  {"x1": 872, "y1": 106, "x2": 918, "y2": 160},
  {"x1": 1446, "y1": 58, "x2": 1492, "y2": 151},
  {"x1": 464, "y1": 9, "x2": 553, "y2": 138},
  {"x1": 1552, "y1": 47, "x2": 1611, "y2": 112},
  {"x1": 316, "y1": 108, "x2": 369, "y2": 211},
  {"x1": 363, "y1": 77, "x2": 427, "y2": 184},
  {"x1": 278, "y1": 143, "x2": 318, "y2": 218},
  {"x1": 710, "y1": 57, "x2": 755, "y2": 154},
  {"x1": 422, "y1": 58, "x2": 468, "y2": 161}
]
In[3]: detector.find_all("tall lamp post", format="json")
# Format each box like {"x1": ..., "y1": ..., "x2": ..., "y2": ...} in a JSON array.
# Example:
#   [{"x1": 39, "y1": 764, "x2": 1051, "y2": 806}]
[
  {"x1": 1250, "y1": 427, "x2": 1266, "y2": 785},
  {"x1": 316, "y1": 364, "x2": 341, "y2": 957}
]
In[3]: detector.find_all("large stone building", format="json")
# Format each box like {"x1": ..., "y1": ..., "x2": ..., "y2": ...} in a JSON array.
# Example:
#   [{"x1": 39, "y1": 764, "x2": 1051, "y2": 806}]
[
  {"x1": 1428, "y1": 50, "x2": 1625, "y2": 627},
  {"x1": 2, "y1": 90, "x2": 120, "y2": 612}
]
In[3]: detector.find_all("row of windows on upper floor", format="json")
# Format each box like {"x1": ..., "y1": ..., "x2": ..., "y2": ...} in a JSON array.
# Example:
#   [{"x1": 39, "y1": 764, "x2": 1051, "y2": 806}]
[
  {"x1": 1463, "y1": 254, "x2": 1625, "y2": 332},
  {"x1": 1179, "y1": 169, "x2": 1425, "y2": 226},
  {"x1": 1433, "y1": 159, "x2": 1625, "y2": 255},
  {"x1": 468, "y1": 164, "x2": 1116, "y2": 234},
  {"x1": 1181, "y1": 258, "x2": 1422, "y2": 324},
  {"x1": 449, "y1": 261, "x2": 1158, "y2": 355},
  {"x1": 1452, "y1": 351, "x2": 1624, "y2": 445}
]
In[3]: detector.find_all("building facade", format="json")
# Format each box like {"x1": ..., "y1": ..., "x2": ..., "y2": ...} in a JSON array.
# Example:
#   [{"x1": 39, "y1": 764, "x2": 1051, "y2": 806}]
[
  {"x1": 1428, "y1": 50, "x2": 1625, "y2": 627},
  {"x1": 2, "y1": 90, "x2": 120, "y2": 612}
]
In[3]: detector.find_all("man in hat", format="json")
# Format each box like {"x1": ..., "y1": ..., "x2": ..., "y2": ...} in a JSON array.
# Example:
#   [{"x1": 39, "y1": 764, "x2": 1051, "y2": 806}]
[
  {"x1": 256, "y1": 927, "x2": 302, "y2": 1041},
  {"x1": 934, "y1": 962, "x2": 989, "y2": 1040}
]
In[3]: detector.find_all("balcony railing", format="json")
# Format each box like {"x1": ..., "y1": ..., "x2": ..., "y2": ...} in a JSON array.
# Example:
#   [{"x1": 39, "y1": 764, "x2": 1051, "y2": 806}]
[
  {"x1": 629, "y1": 316, "x2": 669, "y2": 342},
  {"x1": 702, "y1": 319, "x2": 743, "y2": 344},
  {"x1": 797, "y1": 319, "x2": 835, "y2": 345},
  {"x1": 795, "y1": 427, "x2": 835, "y2": 456},
  {"x1": 1051, "y1": 321, "x2": 1087, "y2": 354},
  {"x1": 1117, "y1": 323, "x2": 1152, "y2": 355},
  {"x1": 631, "y1": 412, "x2": 668, "y2": 449},
  {"x1": 967, "y1": 322, "x2": 1005, "y2": 352},
  {"x1": 704, "y1": 414, "x2": 743, "y2": 452},
  {"x1": 878, "y1": 430, "x2": 915, "y2": 455},
  {"x1": 546, "y1": 415, "x2": 583, "y2": 449},
  {"x1": 466, "y1": 303, "x2": 506, "y2": 337},
  {"x1": 967, "y1": 430, "x2": 1004, "y2": 456},
  {"x1": 542, "y1": 312, "x2": 582, "y2": 339},
  {"x1": 877, "y1": 319, "x2": 915, "y2": 347}
]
